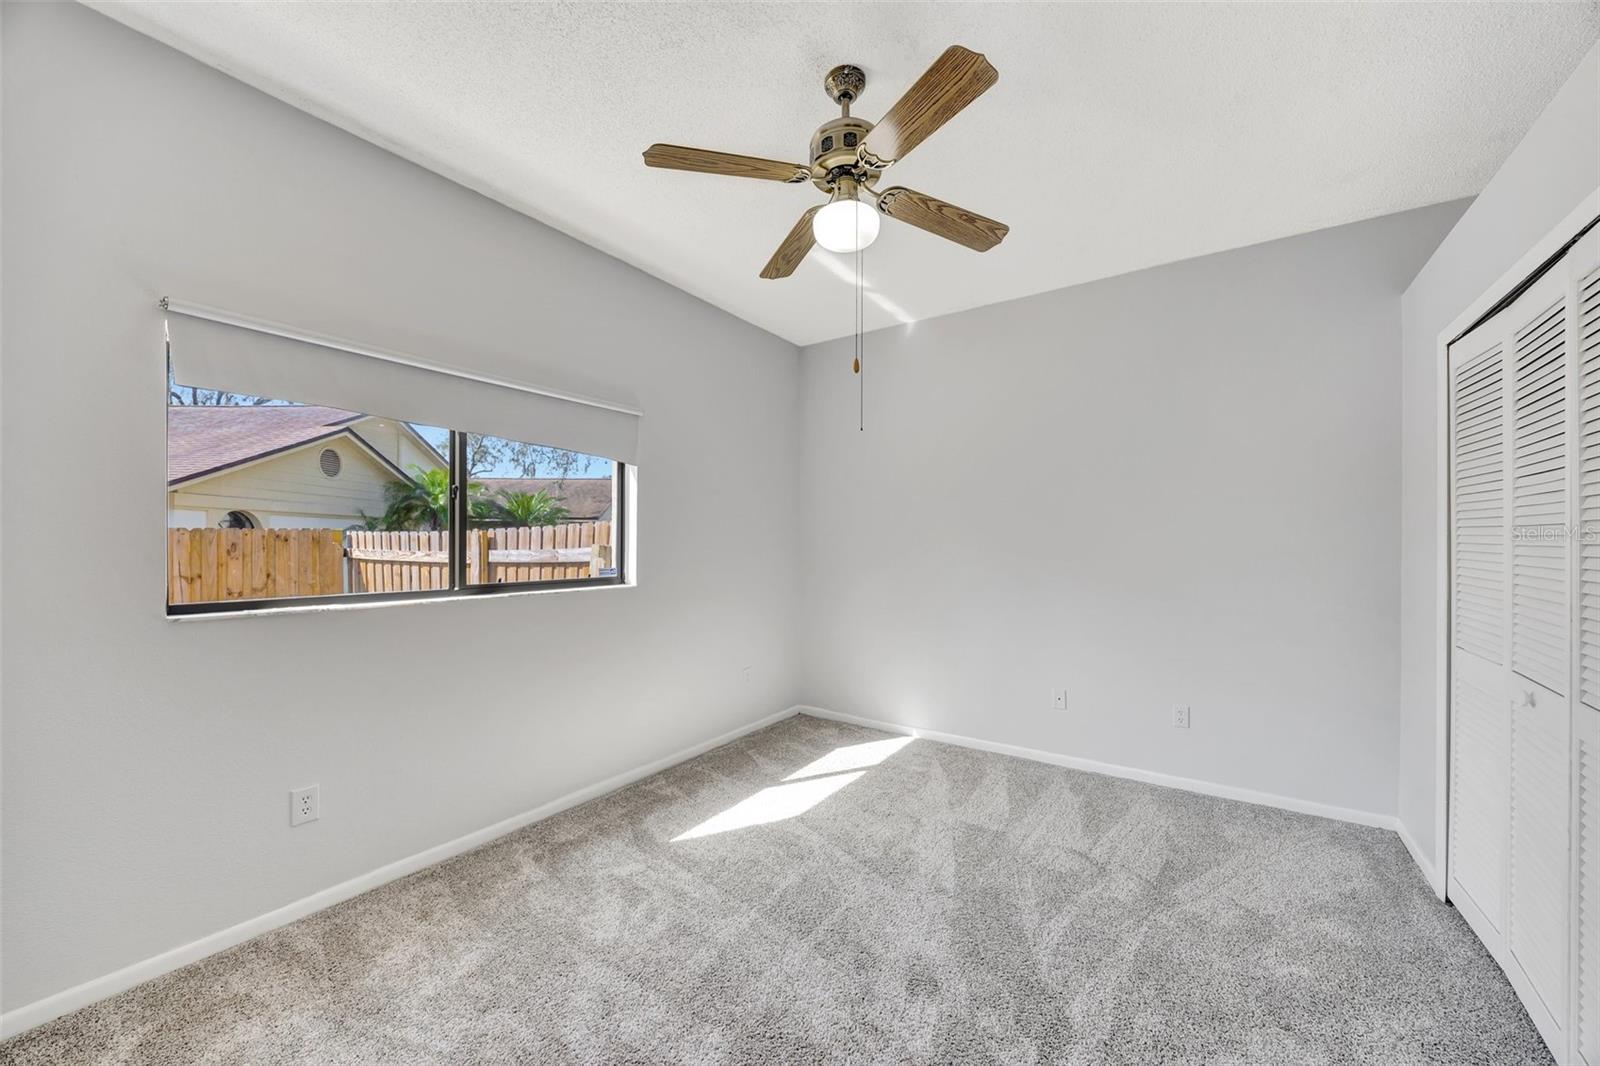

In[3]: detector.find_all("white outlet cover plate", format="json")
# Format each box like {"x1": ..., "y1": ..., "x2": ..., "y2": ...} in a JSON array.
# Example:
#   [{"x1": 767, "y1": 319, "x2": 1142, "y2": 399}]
[
  {"x1": 1051, "y1": 689, "x2": 1067, "y2": 710},
  {"x1": 290, "y1": 785, "x2": 320, "y2": 826},
  {"x1": 1172, "y1": 705, "x2": 1191, "y2": 729}
]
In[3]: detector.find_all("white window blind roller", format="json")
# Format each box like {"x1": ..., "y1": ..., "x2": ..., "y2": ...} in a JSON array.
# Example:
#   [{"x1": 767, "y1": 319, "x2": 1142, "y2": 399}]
[{"x1": 165, "y1": 307, "x2": 641, "y2": 466}]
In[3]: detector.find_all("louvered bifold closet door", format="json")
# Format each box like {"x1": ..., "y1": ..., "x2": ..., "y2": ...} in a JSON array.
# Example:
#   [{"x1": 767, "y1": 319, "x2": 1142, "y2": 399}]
[
  {"x1": 1577, "y1": 702, "x2": 1600, "y2": 1066},
  {"x1": 1512, "y1": 286, "x2": 1569, "y2": 694},
  {"x1": 1507, "y1": 264, "x2": 1572, "y2": 1053},
  {"x1": 1455, "y1": 342, "x2": 1507, "y2": 666},
  {"x1": 1574, "y1": 239, "x2": 1600, "y2": 1066},
  {"x1": 1450, "y1": 224, "x2": 1598, "y2": 1066},
  {"x1": 1450, "y1": 326, "x2": 1510, "y2": 936}
]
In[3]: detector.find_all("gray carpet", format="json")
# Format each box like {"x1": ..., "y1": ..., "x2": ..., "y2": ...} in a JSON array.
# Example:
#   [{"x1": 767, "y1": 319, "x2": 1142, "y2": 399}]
[{"x1": 1, "y1": 713, "x2": 1551, "y2": 1065}]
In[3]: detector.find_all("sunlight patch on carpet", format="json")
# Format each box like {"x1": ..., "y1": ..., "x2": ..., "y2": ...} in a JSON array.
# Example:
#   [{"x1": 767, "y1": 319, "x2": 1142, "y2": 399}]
[
  {"x1": 785, "y1": 736, "x2": 913, "y2": 781},
  {"x1": 673, "y1": 771, "x2": 866, "y2": 841}
]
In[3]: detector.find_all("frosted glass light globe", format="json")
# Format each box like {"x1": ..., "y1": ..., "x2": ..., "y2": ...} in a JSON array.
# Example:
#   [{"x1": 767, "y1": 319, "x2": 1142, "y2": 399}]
[{"x1": 812, "y1": 197, "x2": 881, "y2": 253}]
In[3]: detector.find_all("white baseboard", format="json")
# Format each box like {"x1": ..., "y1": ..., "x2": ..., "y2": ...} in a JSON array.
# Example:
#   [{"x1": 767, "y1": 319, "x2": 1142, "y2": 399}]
[
  {"x1": 796, "y1": 705, "x2": 1399, "y2": 831},
  {"x1": 1395, "y1": 816, "x2": 1443, "y2": 899},
  {"x1": 0, "y1": 705, "x2": 802, "y2": 1041},
  {"x1": 4, "y1": 704, "x2": 1418, "y2": 1040}
]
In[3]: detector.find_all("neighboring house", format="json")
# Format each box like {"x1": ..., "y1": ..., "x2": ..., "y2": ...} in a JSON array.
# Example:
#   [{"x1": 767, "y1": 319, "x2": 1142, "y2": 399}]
[
  {"x1": 477, "y1": 477, "x2": 614, "y2": 522},
  {"x1": 167, "y1": 405, "x2": 445, "y2": 529}
]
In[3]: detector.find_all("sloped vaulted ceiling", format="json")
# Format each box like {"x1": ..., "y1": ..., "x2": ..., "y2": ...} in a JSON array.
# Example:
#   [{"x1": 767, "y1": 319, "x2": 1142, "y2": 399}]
[{"x1": 91, "y1": 1, "x2": 1600, "y2": 345}]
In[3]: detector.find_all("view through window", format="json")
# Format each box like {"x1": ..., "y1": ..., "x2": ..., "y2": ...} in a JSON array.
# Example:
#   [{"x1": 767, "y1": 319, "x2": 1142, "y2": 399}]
[
  {"x1": 166, "y1": 378, "x2": 621, "y2": 611},
  {"x1": 462, "y1": 431, "x2": 620, "y2": 585}
]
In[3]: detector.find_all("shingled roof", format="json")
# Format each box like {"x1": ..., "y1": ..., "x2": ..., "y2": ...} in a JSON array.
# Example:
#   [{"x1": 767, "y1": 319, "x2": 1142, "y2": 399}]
[
  {"x1": 168, "y1": 407, "x2": 608, "y2": 517},
  {"x1": 168, "y1": 405, "x2": 380, "y2": 484},
  {"x1": 478, "y1": 478, "x2": 614, "y2": 521}
]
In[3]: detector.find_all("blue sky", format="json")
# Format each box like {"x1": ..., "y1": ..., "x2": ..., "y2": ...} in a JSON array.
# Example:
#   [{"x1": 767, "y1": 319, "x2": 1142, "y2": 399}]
[
  {"x1": 410, "y1": 425, "x2": 610, "y2": 479},
  {"x1": 166, "y1": 377, "x2": 611, "y2": 479}
]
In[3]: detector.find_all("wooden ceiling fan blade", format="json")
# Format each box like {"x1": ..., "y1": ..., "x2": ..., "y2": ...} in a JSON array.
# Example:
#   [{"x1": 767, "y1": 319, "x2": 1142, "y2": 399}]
[
  {"x1": 760, "y1": 206, "x2": 822, "y2": 279},
  {"x1": 643, "y1": 144, "x2": 810, "y2": 183},
  {"x1": 876, "y1": 187, "x2": 1008, "y2": 252},
  {"x1": 860, "y1": 46, "x2": 997, "y2": 167}
]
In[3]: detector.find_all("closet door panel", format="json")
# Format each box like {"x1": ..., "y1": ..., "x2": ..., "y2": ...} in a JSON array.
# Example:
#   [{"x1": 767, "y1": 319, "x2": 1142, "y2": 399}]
[
  {"x1": 1512, "y1": 291, "x2": 1569, "y2": 695},
  {"x1": 1507, "y1": 676, "x2": 1569, "y2": 1038},
  {"x1": 1507, "y1": 267, "x2": 1572, "y2": 1051},
  {"x1": 1455, "y1": 336, "x2": 1508, "y2": 669},
  {"x1": 1572, "y1": 241, "x2": 1600, "y2": 1066},
  {"x1": 1579, "y1": 255, "x2": 1600, "y2": 711},
  {"x1": 1451, "y1": 650, "x2": 1508, "y2": 932},
  {"x1": 1450, "y1": 324, "x2": 1511, "y2": 941},
  {"x1": 1576, "y1": 704, "x2": 1599, "y2": 1066}
]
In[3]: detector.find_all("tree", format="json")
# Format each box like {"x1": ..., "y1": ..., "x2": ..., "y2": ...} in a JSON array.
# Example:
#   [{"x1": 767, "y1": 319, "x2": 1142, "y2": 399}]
[
  {"x1": 495, "y1": 489, "x2": 568, "y2": 527},
  {"x1": 499, "y1": 441, "x2": 587, "y2": 485},
  {"x1": 366, "y1": 465, "x2": 492, "y2": 531},
  {"x1": 377, "y1": 466, "x2": 450, "y2": 530},
  {"x1": 167, "y1": 366, "x2": 277, "y2": 407},
  {"x1": 465, "y1": 434, "x2": 501, "y2": 478},
  {"x1": 169, "y1": 384, "x2": 277, "y2": 407}
]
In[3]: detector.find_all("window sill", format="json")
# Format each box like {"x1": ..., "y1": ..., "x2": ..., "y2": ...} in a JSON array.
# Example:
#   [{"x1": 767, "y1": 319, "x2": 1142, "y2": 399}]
[{"x1": 165, "y1": 579, "x2": 633, "y2": 622}]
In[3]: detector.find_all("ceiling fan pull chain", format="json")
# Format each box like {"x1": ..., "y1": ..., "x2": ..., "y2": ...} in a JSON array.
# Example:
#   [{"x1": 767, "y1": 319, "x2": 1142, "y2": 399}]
[
  {"x1": 857, "y1": 241, "x2": 866, "y2": 432},
  {"x1": 852, "y1": 232, "x2": 861, "y2": 374}
]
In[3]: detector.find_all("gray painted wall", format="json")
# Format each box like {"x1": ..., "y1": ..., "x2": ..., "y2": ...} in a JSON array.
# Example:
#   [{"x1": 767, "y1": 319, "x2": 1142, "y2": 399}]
[
  {"x1": 798, "y1": 203, "x2": 1466, "y2": 818},
  {"x1": 1397, "y1": 42, "x2": 1600, "y2": 872},
  {"x1": 0, "y1": 3, "x2": 801, "y2": 1011},
  {"x1": 6, "y1": 0, "x2": 1575, "y2": 1027}
]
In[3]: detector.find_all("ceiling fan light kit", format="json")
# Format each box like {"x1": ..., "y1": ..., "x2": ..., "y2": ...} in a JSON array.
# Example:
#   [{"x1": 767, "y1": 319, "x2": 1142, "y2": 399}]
[
  {"x1": 813, "y1": 178, "x2": 880, "y2": 253},
  {"x1": 642, "y1": 46, "x2": 1010, "y2": 279}
]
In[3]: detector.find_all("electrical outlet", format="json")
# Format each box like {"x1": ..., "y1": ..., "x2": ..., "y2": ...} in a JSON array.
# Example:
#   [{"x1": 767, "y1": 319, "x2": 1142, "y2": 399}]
[
  {"x1": 1171, "y1": 705, "x2": 1191, "y2": 729},
  {"x1": 290, "y1": 785, "x2": 320, "y2": 826},
  {"x1": 741, "y1": 665, "x2": 752, "y2": 685},
  {"x1": 1051, "y1": 688, "x2": 1067, "y2": 711}
]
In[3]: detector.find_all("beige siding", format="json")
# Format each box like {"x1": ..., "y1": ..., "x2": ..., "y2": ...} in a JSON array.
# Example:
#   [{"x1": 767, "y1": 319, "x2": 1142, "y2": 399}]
[
  {"x1": 398, "y1": 436, "x2": 440, "y2": 473},
  {"x1": 169, "y1": 434, "x2": 413, "y2": 529},
  {"x1": 347, "y1": 416, "x2": 443, "y2": 475}
]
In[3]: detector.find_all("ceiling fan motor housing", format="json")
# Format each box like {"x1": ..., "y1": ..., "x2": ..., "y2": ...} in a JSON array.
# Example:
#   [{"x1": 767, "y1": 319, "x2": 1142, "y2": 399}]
[
  {"x1": 810, "y1": 116, "x2": 877, "y2": 190},
  {"x1": 823, "y1": 64, "x2": 866, "y2": 105}
]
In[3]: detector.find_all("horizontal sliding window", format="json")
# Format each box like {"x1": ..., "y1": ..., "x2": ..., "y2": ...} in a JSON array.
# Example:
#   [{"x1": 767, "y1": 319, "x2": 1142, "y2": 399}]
[{"x1": 163, "y1": 301, "x2": 636, "y2": 615}]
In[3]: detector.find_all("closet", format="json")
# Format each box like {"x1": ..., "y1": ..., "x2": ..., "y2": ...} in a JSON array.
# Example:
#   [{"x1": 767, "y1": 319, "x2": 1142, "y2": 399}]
[{"x1": 1448, "y1": 223, "x2": 1599, "y2": 1065}]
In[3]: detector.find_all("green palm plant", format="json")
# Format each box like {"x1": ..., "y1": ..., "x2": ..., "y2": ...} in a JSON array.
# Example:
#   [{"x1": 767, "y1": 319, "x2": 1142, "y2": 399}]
[
  {"x1": 369, "y1": 465, "x2": 489, "y2": 531},
  {"x1": 496, "y1": 489, "x2": 569, "y2": 527}
]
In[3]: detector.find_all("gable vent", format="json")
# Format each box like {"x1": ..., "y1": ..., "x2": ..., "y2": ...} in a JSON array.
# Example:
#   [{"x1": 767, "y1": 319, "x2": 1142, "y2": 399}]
[{"x1": 319, "y1": 448, "x2": 342, "y2": 478}]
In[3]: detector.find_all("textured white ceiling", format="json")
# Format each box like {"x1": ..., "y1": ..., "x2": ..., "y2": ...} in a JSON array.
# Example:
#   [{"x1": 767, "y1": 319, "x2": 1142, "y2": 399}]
[{"x1": 90, "y1": 1, "x2": 1599, "y2": 346}]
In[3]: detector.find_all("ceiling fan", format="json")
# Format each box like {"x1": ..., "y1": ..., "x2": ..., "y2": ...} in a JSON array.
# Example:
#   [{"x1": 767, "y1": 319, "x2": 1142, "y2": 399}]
[{"x1": 643, "y1": 46, "x2": 1009, "y2": 279}]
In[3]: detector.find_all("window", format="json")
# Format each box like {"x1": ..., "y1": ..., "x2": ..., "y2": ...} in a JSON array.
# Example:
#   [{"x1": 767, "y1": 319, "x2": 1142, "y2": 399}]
[
  {"x1": 462, "y1": 431, "x2": 620, "y2": 586},
  {"x1": 162, "y1": 299, "x2": 638, "y2": 614},
  {"x1": 166, "y1": 382, "x2": 625, "y2": 614}
]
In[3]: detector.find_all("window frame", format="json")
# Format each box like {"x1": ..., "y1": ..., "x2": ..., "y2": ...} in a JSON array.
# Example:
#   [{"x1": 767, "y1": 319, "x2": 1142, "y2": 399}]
[{"x1": 167, "y1": 427, "x2": 627, "y2": 617}]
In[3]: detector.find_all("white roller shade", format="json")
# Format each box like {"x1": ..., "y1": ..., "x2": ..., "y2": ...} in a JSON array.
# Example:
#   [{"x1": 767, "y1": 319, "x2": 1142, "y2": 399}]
[{"x1": 165, "y1": 301, "x2": 640, "y2": 465}]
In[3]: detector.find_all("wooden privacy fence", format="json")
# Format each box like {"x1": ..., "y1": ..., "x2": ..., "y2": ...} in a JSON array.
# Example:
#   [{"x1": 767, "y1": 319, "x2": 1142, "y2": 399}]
[
  {"x1": 167, "y1": 528, "x2": 344, "y2": 605},
  {"x1": 471, "y1": 522, "x2": 614, "y2": 585},
  {"x1": 347, "y1": 521, "x2": 613, "y2": 592},
  {"x1": 344, "y1": 530, "x2": 451, "y2": 593},
  {"x1": 168, "y1": 522, "x2": 614, "y2": 605}
]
